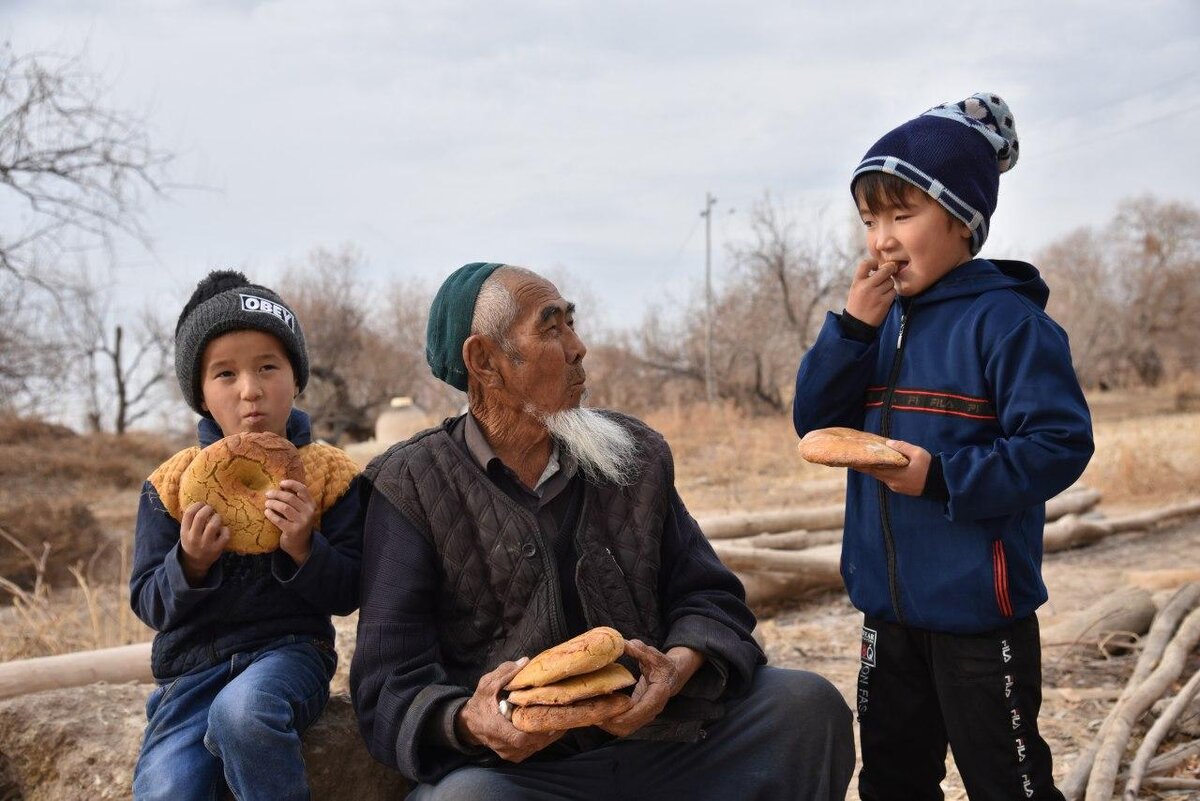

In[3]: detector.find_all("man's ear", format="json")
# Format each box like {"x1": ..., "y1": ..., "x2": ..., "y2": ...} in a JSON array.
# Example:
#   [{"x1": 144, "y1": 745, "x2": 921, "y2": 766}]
[{"x1": 463, "y1": 334, "x2": 504, "y2": 388}]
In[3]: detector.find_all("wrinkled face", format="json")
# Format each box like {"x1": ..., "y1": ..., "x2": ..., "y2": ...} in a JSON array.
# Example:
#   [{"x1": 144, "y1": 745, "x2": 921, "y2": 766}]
[
  {"x1": 200, "y1": 329, "x2": 297, "y2": 437},
  {"x1": 496, "y1": 275, "x2": 588, "y2": 417},
  {"x1": 857, "y1": 188, "x2": 973, "y2": 297}
]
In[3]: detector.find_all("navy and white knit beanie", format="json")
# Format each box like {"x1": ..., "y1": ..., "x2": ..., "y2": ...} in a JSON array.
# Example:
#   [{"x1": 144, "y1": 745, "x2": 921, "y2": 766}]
[
  {"x1": 852, "y1": 92, "x2": 1020, "y2": 254},
  {"x1": 174, "y1": 270, "x2": 309, "y2": 416}
]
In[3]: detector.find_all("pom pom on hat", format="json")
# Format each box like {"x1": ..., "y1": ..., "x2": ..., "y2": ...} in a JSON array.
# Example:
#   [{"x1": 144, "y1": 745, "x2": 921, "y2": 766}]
[{"x1": 852, "y1": 91, "x2": 1019, "y2": 254}]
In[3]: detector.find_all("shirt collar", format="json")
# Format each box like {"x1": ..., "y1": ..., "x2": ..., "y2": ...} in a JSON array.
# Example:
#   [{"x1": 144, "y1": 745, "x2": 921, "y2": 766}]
[{"x1": 462, "y1": 412, "x2": 577, "y2": 494}]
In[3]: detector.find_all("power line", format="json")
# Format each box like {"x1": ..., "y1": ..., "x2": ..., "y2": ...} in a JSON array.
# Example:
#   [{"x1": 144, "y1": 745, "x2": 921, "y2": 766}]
[{"x1": 1034, "y1": 99, "x2": 1200, "y2": 160}]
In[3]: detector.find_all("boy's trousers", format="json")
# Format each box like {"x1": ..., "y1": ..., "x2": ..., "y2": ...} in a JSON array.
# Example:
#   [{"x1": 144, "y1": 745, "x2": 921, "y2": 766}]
[
  {"x1": 856, "y1": 614, "x2": 1065, "y2": 801},
  {"x1": 132, "y1": 635, "x2": 336, "y2": 801}
]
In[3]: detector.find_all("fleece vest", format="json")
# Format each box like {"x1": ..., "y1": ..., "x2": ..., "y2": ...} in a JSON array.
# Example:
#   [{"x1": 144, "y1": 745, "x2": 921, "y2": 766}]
[{"x1": 364, "y1": 412, "x2": 672, "y2": 689}]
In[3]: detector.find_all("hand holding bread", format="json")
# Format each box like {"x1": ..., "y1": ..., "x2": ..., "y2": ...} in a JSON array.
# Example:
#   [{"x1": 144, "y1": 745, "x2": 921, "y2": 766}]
[{"x1": 503, "y1": 627, "x2": 635, "y2": 734}]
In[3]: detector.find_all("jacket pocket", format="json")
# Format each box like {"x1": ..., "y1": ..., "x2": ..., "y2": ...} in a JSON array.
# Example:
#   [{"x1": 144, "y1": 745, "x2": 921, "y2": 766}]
[{"x1": 991, "y1": 540, "x2": 1014, "y2": 618}]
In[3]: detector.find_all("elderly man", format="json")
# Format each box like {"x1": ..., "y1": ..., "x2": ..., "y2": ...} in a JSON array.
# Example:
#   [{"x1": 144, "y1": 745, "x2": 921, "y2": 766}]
[{"x1": 351, "y1": 263, "x2": 854, "y2": 800}]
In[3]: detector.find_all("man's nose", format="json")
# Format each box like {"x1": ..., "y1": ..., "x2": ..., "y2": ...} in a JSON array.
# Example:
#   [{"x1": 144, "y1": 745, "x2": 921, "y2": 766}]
[{"x1": 566, "y1": 326, "x2": 587, "y2": 364}]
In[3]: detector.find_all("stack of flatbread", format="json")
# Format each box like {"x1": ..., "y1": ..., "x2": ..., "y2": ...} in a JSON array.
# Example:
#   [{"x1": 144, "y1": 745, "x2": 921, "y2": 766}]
[{"x1": 504, "y1": 626, "x2": 635, "y2": 733}]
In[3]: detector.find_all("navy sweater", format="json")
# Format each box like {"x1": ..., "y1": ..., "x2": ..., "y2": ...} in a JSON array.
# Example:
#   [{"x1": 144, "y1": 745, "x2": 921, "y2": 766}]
[
  {"x1": 793, "y1": 259, "x2": 1094, "y2": 634},
  {"x1": 130, "y1": 409, "x2": 364, "y2": 680}
]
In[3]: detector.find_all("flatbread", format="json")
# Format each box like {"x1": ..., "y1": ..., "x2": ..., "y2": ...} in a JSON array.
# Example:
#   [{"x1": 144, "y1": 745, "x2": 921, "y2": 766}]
[
  {"x1": 797, "y1": 427, "x2": 909, "y2": 469},
  {"x1": 510, "y1": 693, "x2": 633, "y2": 734},
  {"x1": 505, "y1": 627, "x2": 624, "y2": 690},
  {"x1": 507, "y1": 663, "x2": 635, "y2": 707}
]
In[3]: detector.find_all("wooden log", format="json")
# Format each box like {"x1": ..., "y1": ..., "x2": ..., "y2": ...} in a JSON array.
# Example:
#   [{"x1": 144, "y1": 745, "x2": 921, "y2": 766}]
[
  {"x1": 0, "y1": 641, "x2": 152, "y2": 701},
  {"x1": 1123, "y1": 665, "x2": 1200, "y2": 799},
  {"x1": 1142, "y1": 777, "x2": 1200, "y2": 790},
  {"x1": 1124, "y1": 569, "x2": 1200, "y2": 592},
  {"x1": 1046, "y1": 486, "x2": 1101, "y2": 521},
  {"x1": 1062, "y1": 583, "x2": 1200, "y2": 801},
  {"x1": 1042, "y1": 587, "x2": 1156, "y2": 652},
  {"x1": 699, "y1": 506, "x2": 845, "y2": 540},
  {"x1": 1046, "y1": 499, "x2": 1200, "y2": 554},
  {"x1": 1086, "y1": 604, "x2": 1200, "y2": 801},
  {"x1": 720, "y1": 528, "x2": 842, "y2": 551},
  {"x1": 714, "y1": 543, "x2": 842, "y2": 581}
]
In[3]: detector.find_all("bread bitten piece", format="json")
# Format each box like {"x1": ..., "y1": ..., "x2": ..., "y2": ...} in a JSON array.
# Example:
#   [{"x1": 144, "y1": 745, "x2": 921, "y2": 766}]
[
  {"x1": 178, "y1": 432, "x2": 306, "y2": 555},
  {"x1": 797, "y1": 427, "x2": 909, "y2": 469},
  {"x1": 511, "y1": 693, "x2": 634, "y2": 734},
  {"x1": 505, "y1": 626, "x2": 625, "y2": 691}
]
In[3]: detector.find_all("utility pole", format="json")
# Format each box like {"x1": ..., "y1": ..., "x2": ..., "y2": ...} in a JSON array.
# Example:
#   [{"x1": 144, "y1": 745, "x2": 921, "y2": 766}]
[{"x1": 701, "y1": 191, "x2": 717, "y2": 404}]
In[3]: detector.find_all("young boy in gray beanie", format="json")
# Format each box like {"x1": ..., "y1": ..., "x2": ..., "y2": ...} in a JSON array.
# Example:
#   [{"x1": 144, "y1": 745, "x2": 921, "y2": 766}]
[
  {"x1": 794, "y1": 94, "x2": 1094, "y2": 800},
  {"x1": 129, "y1": 270, "x2": 364, "y2": 801}
]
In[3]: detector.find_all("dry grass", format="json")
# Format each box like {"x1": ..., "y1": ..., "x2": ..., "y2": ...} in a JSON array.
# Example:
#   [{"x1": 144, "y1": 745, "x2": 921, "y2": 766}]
[
  {"x1": 0, "y1": 526, "x2": 150, "y2": 662},
  {"x1": 1081, "y1": 411, "x2": 1200, "y2": 507}
]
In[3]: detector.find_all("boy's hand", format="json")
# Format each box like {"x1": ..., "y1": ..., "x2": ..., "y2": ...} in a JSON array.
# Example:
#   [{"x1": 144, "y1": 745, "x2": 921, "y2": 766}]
[
  {"x1": 179, "y1": 501, "x2": 230, "y2": 586},
  {"x1": 857, "y1": 439, "x2": 931, "y2": 496},
  {"x1": 845, "y1": 258, "x2": 898, "y2": 327},
  {"x1": 266, "y1": 479, "x2": 317, "y2": 567}
]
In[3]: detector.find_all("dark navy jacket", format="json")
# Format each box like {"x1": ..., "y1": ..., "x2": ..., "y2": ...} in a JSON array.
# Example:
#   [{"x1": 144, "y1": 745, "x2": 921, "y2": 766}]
[
  {"x1": 130, "y1": 409, "x2": 364, "y2": 680},
  {"x1": 793, "y1": 259, "x2": 1094, "y2": 634}
]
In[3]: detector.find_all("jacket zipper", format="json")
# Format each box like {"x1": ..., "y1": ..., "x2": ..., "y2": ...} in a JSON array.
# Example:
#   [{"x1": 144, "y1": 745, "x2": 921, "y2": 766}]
[{"x1": 877, "y1": 307, "x2": 910, "y2": 623}]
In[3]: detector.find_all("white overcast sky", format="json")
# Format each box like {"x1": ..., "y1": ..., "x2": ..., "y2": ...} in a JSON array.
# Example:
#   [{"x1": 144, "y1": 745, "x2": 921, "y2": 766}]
[{"x1": 4, "y1": 1, "x2": 1199, "y2": 329}]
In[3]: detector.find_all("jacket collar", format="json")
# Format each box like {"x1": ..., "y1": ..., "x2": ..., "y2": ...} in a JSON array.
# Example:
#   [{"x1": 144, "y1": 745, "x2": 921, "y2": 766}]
[{"x1": 197, "y1": 407, "x2": 314, "y2": 448}]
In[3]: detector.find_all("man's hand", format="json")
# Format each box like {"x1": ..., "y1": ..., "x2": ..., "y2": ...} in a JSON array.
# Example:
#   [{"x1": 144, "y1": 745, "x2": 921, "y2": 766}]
[
  {"x1": 598, "y1": 641, "x2": 703, "y2": 738},
  {"x1": 179, "y1": 502, "x2": 229, "y2": 586},
  {"x1": 845, "y1": 258, "x2": 898, "y2": 327},
  {"x1": 858, "y1": 439, "x2": 931, "y2": 496},
  {"x1": 456, "y1": 658, "x2": 564, "y2": 763},
  {"x1": 266, "y1": 479, "x2": 318, "y2": 567}
]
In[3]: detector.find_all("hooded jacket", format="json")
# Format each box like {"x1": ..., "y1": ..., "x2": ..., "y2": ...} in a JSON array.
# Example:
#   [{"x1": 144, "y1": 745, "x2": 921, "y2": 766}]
[{"x1": 793, "y1": 258, "x2": 1094, "y2": 634}]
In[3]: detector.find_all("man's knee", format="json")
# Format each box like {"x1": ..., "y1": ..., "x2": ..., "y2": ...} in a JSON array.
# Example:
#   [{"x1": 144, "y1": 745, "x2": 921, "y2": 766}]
[
  {"x1": 754, "y1": 667, "x2": 852, "y2": 729},
  {"x1": 410, "y1": 766, "x2": 521, "y2": 801}
]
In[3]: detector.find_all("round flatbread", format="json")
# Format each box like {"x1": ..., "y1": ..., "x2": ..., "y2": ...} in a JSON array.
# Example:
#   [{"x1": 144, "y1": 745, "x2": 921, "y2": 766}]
[
  {"x1": 511, "y1": 693, "x2": 633, "y2": 734},
  {"x1": 797, "y1": 427, "x2": 909, "y2": 469},
  {"x1": 505, "y1": 627, "x2": 624, "y2": 691},
  {"x1": 507, "y1": 663, "x2": 636, "y2": 707}
]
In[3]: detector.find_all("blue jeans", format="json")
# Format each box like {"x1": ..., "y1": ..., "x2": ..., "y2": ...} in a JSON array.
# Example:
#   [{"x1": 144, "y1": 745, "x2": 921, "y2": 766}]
[{"x1": 132, "y1": 636, "x2": 336, "y2": 801}]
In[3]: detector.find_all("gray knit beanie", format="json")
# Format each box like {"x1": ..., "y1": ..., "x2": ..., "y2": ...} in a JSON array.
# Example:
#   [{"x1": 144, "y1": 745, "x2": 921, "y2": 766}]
[{"x1": 174, "y1": 270, "x2": 309, "y2": 416}]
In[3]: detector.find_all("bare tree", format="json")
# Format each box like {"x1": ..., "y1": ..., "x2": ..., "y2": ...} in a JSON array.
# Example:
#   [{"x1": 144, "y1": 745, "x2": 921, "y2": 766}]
[
  {"x1": 0, "y1": 42, "x2": 169, "y2": 283},
  {"x1": 627, "y1": 196, "x2": 856, "y2": 413},
  {"x1": 0, "y1": 42, "x2": 171, "y2": 421},
  {"x1": 1041, "y1": 196, "x2": 1200, "y2": 388}
]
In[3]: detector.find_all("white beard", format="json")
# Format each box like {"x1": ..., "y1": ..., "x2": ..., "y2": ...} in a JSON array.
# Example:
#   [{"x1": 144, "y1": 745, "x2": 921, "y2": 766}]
[{"x1": 535, "y1": 406, "x2": 638, "y2": 487}]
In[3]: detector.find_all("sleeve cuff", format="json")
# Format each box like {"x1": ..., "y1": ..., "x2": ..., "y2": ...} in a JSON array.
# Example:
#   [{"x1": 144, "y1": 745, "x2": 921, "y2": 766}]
[
  {"x1": 167, "y1": 542, "x2": 222, "y2": 595},
  {"x1": 838, "y1": 309, "x2": 879, "y2": 343},
  {"x1": 427, "y1": 697, "x2": 487, "y2": 756},
  {"x1": 922, "y1": 455, "x2": 950, "y2": 504},
  {"x1": 272, "y1": 530, "x2": 329, "y2": 585},
  {"x1": 663, "y1": 614, "x2": 758, "y2": 700}
]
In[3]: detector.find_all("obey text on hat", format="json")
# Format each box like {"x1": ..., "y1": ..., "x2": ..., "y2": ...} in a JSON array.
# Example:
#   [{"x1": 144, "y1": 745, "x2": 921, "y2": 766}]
[{"x1": 239, "y1": 293, "x2": 295, "y2": 330}]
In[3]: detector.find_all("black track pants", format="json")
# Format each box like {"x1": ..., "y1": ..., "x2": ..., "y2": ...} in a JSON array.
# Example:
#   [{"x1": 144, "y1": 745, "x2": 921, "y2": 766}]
[{"x1": 856, "y1": 614, "x2": 1064, "y2": 801}]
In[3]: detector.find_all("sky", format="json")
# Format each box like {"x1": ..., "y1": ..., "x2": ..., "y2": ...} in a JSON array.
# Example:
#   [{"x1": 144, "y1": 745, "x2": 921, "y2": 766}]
[{"x1": 4, "y1": 0, "x2": 1199, "y2": 330}]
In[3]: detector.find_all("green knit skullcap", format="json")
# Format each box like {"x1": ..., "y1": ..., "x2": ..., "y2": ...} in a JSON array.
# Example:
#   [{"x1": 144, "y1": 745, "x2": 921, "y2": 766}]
[{"x1": 426, "y1": 262, "x2": 505, "y2": 391}]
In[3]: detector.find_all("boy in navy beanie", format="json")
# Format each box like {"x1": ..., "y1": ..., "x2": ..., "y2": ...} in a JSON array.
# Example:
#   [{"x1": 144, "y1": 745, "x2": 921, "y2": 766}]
[
  {"x1": 793, "y1": 94, "x2": 1094, "y2": 800},
  {"x1": 130, "y1": 270, "x2": 363, "y2": 801}
]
